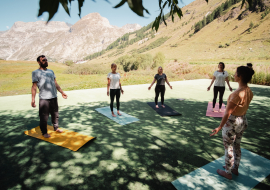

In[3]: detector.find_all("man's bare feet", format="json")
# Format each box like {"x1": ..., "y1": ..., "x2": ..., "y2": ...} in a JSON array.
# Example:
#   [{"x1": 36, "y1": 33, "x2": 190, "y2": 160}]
[
  {"x1": 112, "y1": 112, "x2": 117, "y2": 117},
  {"x1": 55, "y1": 129, "x2": 63, "y2": 133},
  {"x1": 217, "y1": 169, "x2": 232, "y2": 180},
  {"x1": 212, "y1": 108, "x2": 215, "y2": 112},
  {"x1": 223, "y1": 166, "x2": 239, "y2": 176},
  {"x1": 219, "y1": 109, "x2": 222, "y2": 112},
  {"x1": 155, "y1": 105, "x2": 159, "y2": 108},
  {"x1": 117, "y1": 111, "x2": 122, "y2": 116},
  {"x1": 161, "y1": 105, "x2": 165, "y2": 108},
  {"x1": 43, "y1": 133, "x2": 51, "y2": 138}
]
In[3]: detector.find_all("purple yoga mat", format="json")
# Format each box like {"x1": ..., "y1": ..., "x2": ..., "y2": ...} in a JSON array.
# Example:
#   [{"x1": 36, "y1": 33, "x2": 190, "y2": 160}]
[{"x1": 206, "y1": 102, "x2": 226, "y2": 118}]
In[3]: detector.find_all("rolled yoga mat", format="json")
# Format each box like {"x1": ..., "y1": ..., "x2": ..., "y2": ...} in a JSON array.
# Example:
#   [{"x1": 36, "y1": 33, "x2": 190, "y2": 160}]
[
  {"x1": 206, "y1": 101, "x2": 226, "y2": 118},
  {"x1": 172, "y1": 148, "x2": 270, "y2": 190},
  {"x1": 24, "y1": 125, "x2": 96, "y2": 151},
  {"x1": 147, "y1": 102, "x2": 182, "y2": 116}
]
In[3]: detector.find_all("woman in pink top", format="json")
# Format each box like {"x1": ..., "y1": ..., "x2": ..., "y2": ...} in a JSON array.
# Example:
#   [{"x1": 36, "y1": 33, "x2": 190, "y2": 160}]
[{"x1": 210, "y1": 63, "x2": 255, "y2": 180}]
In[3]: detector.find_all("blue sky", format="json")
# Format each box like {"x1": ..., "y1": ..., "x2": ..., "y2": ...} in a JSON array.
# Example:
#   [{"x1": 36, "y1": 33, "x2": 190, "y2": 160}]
[{"x1": 0, "y1": 0, "x2": 195, "y2": 31}]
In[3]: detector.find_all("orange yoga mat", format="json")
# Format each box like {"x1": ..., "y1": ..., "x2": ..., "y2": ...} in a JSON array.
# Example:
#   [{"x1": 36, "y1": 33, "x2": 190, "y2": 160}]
[{"x1": 24, "y1": 125, "x2": 96, "y2": 151}]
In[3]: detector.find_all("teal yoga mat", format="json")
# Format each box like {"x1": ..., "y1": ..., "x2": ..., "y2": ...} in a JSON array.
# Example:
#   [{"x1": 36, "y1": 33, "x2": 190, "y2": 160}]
[
  {"x1": 95, "y1": 106, "x2": 139, "y2": 125},
  {"x1": 172, "y1": 149, "x2": 270, "y2": 190}
]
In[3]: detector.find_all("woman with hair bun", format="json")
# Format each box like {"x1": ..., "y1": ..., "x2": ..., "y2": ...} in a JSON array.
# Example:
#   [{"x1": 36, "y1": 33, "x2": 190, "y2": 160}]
[
  {"x1": 107, "y1": 63, "x2": 124, "y2": 117},
  {"x1": 207, "y1": 62, "x2": 233, "y2": 112},
  {"x1": 210, "y1": 63, "x2": 255, "y2": 180}
]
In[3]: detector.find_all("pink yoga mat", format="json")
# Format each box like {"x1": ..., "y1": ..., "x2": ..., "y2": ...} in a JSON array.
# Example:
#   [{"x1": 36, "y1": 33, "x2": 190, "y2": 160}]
[{"x1": 206, "y1": 102, "x2": 226, "y2": 117}]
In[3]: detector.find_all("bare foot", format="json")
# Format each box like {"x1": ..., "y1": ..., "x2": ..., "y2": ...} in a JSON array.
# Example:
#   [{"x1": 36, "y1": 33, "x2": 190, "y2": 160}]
[
  {"x1": 55, "y1": 129, "x2": 63, "y2": 133},
  {"x1": 155, "y1": 105, "x2": 159, "y2": 108},
  {"x1": 217, "y1": 169, "x2": 232, "y2": 180},
  {"x1": 219, "y1": 109, "x2": 222, "y2": 112},
  {"x1": 112, "y1": 112, "x2": 117, "y2": 117},
  {"x1": 223, "y1": 166, "x2": 239, "y2": 176},
  {"x1": 117, "y1": 111, "x2": 122, "y2": 116},
  {"x1": 212, "y1": 108, "x2": 215, "y2": 112},
  {"x1": 161, "y1": 105, "x2": 165, "y2": 108},
  {"x1": 43, "y1": 133, "x2": 51, "y2": 138}
]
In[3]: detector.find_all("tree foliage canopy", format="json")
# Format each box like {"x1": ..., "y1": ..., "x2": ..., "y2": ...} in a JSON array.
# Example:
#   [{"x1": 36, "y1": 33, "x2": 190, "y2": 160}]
[{"x1": 38, "y1": 0, "x2": 252, "y2": 31}]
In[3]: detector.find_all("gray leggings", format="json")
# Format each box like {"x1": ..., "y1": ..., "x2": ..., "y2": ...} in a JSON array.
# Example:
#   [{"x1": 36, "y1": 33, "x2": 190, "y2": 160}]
[{"x1": 39, "y1": 98, "x2": 59, "y2": 135}]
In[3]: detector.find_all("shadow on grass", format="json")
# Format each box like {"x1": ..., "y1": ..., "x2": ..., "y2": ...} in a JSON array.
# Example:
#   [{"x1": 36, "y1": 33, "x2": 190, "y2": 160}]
[{"x1": 0, "y1": 97, "x2": 269, "y2": 190}]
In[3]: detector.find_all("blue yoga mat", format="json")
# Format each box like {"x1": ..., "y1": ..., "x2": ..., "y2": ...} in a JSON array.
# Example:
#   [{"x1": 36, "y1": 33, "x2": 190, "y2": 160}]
[
  {"x1": 95, "y1": 106, "x2": 139, "y2": 125},
  {"x1": 172, "y1": 149, "x2": 270, "y2": 190}
]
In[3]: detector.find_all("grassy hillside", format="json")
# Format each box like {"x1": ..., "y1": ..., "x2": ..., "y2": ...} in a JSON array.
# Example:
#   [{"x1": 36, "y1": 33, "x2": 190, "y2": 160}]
[{"x1": 83, "y1": 0, "x2": 270, "y2": 63}]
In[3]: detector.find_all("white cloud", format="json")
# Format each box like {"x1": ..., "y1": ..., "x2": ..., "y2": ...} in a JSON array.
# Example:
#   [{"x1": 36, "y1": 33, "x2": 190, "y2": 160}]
[
  {"x1": 41, "y1": 18, "x2": 44, "y2": 21},
  {"x1": 6, "y1": 26, "x2": 9, "y2": 29}
]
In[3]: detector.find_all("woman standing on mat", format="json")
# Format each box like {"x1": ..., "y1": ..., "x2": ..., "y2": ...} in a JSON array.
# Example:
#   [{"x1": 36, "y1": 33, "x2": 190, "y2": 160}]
[
  {"x1": 148, "y1": 66, "x2": 172, "y2": 108},
  {"x1": 207, "y1": 62, "x2": 233, "y2": 112},
  {"x1": 210, "y1": 64, "x2": 255, "y2": 180},
  {"x1": 107, "y1": 63, "x2": 124, "y2": 117}
]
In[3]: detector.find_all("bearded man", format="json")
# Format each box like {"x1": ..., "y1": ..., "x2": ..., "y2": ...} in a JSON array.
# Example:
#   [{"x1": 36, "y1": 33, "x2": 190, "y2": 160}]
[{"x1": 31, "y1": 55, "x2": 68, "y2": 138}]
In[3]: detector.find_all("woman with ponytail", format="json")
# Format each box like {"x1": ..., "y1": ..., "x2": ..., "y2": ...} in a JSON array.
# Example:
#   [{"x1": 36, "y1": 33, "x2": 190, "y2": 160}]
[
  {"x1": 207, "y1": 62, "x2": 233, "y2": 112},
  {"x1": 210, "y1": 64, "x2": 255, "y2": 180}
]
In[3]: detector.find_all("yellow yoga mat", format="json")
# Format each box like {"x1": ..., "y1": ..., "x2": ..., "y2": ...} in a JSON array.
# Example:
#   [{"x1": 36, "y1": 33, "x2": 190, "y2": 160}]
[{"x1": 24, "y1": 125, "x2": 96, "y2": 151}]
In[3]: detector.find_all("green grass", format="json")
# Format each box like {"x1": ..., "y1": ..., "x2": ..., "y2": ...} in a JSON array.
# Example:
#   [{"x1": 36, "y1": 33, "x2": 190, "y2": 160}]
[
  {"x1": 1, "y1": 60, "x2": 270, "y2": 97},
  {"x1": 0, "y1": 80, "x2": 269, "y2": 189}
]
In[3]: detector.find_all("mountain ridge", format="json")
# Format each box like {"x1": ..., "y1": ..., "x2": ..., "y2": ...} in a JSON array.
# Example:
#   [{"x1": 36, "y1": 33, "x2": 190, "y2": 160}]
[{"x1": 0, "y1": 12, "x2": 141, "y2": 62}]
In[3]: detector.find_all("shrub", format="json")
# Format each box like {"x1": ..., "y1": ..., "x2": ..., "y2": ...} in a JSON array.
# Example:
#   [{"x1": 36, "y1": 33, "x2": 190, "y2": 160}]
[
  {"x1": 152, "y1": 52, "x2": 165, "y2": 69},
  {"x1": 65, "y1": 60, "x2": 74, "y2": 66},
  {"x1": 249, "y1": 21, "x2": 254, "y2": 29},
  {"x1": 225, "y1": 43, "x2": 230, "y2": 46},
  {"x1": 115, "y1": 54, "x2": 153, "y2": 72}
]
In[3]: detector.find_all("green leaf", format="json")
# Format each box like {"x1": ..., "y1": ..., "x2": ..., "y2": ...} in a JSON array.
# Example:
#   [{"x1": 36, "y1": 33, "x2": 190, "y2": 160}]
[
  {"x1": 114, "y1": 0, "x2": 127, "y2": 8},
  {"x1": 77, "y1": 0, "x2": 85, "y2": 18},
  {"x1": 38, "y1": 0, "x2": 60, "y2": 21},
  {"x1": 163, "y1": 15, "x2": 167, "y2": 26},
  {"x1": 127, "y1": 0, "x2": 148, "y2": 17},
  {"x1": 60, "y1": 0, "x2": 70, "y2": 16}
]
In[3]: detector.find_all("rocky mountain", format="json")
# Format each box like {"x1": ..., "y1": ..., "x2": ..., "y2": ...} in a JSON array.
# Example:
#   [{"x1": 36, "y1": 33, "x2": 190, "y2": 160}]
[{"x1": 0, "y1": 13, "x2": 141, "y2": 62}]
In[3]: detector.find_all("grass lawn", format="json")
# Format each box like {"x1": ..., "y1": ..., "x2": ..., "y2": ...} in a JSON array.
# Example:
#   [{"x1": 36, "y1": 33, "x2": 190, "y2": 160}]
[{"x1": 0, "y1": 79, "x2": 269, "y2": 189}]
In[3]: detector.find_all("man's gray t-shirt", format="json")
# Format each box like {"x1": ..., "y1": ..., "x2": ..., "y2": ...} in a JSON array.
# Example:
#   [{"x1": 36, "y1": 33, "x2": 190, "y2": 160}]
[{"x1": 32, "y1": 69, "x2": 57, "y2": 99}]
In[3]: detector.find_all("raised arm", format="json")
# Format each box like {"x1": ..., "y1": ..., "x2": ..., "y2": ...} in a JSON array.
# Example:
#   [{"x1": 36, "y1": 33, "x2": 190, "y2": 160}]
[
  {"x1": 31, "y1": 82, "x2": 37, "y2": 107},
  {"x1": 148, "y1": 78, "x2": 157, "y2": 90},
  {"x1": 165, "y1": 77, "x2": 172, "y2": 89},
  {"x1": 225, "y1": 77, "x2": 233, "y2": 92},
  {"x1": 210, "y1": 101, "x2": 237, "y2": 136},
  {"x1": 207, "y1": 76, "x2": 216, "y2": 91},
  {"x1": 55, "y1": 79, "x2": 67, "y2": 99}
]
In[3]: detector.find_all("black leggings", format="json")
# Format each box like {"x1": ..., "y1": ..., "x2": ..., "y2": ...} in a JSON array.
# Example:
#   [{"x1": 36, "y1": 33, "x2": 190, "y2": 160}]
[
  {"x1": 213, "y1": 86, "x2": 225, "y2": 109},
  {"x1": 110, "y1": 89, "x2": 120, "y2": 112},
  {"x1": 155, "y1": 85, "x2": 165, "y2": 105}
]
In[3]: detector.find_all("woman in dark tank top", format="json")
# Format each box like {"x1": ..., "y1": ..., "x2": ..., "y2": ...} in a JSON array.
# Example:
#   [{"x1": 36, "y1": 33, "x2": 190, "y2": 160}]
[{"x1": 148, "y1": 66, "x2": 172, "y2": 108}]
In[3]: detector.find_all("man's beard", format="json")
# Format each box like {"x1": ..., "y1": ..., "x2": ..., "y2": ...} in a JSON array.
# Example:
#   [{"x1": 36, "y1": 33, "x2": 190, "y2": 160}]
[{"x1": 41, "y1": 62, "x2": 48, "y2": 68}]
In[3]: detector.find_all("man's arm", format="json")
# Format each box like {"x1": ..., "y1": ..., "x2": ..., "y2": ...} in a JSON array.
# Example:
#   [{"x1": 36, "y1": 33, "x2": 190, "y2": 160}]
[
  {"x1": 55, "y1": 79, "x2": 67, "y2": 99},
  {"x1": 31, "y1": 82, "x2": 37, "y2": 107}
]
